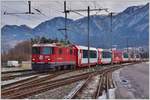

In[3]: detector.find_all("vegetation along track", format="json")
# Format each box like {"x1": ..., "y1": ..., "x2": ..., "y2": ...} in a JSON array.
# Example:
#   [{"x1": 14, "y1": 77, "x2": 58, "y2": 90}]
[{"x1": 1, "y1": 62, "x2": 140, "y2": 99}]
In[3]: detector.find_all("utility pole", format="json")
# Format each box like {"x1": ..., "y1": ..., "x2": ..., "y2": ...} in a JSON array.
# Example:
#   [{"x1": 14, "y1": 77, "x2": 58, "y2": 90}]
[
  {"x1": 126, "y1": 37, "x2": 131, "y2": 60},
  {"x1": 4, "y1": 1, "x2": 34, "y2": 15},
  {"x1": 109, "y1": 12, "x2": 117, "y2": 65},
  {"x1": 126, "y1": 37, "x2": 129, "y2": 53},
  {"x1": 58, "y1": 1, "x2": 68, "y2": 44},
  {"x1": 110, "y1": 12, "x2": 113, "y2": 65},
  {"x1": 64, "y1": 1, "x2": 68, "y2": 43},
  {"x1": 87, "y1": 6, "x2": 90, "y2": 70},
  {"x1": 28, "y1": 1, "x2": 31, "y2": 14},
  {"x1": 62, "y1": 1, "x2": 108, "y2": 70}
]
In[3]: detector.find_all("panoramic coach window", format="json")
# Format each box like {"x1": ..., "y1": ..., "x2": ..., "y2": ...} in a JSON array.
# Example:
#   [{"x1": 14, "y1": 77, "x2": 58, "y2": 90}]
[
  {"x1": 90, "y1": 51, "x2": 97, "y2": 58},
  {"x1": 42, "y1": 47, "x2": 53, "y2": 54},
  {"x1": 83, "y1": 50, "x2": 97, "y2": 58},
  {"x1": 102, "y1": 51, "x2": 112, "y2": 58},
  {"x1": 83, "y1": 50, "x2": 88, "y2": 58},
  {"x1": 32, "y1": 47, "x2": 40, "y2": 54},
  {"x1": 123, "y1": 53, "x2": 128, "y2": 58}
]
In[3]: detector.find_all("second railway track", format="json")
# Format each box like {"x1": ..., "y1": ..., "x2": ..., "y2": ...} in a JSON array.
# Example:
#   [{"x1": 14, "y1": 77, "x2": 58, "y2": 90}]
[
  {"x1": 2, "y1": 70, "x2": 37, "y2": 81},
  {"x1": 1, "y1": 62, "x2": 140, "y2": 99},
  {"x1": 65, "y1": 65, "x2": 118, "y2": 99}
]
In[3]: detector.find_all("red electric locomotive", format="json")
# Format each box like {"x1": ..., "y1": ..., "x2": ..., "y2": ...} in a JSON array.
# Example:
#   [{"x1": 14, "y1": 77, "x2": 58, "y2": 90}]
[{"x1": 32, "y1": 43, "x2": 76, "y2": 70}]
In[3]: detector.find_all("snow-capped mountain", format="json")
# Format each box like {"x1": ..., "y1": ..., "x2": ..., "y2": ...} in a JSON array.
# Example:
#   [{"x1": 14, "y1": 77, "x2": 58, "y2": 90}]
[{"x1": 1, "y1": 3, "x2": 149, "y2": 52}]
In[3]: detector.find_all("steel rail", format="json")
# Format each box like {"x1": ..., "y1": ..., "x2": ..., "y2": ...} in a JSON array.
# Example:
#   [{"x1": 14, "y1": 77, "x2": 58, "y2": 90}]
[
  {"x1": 3, "y1": 72, "x2": 92, "y2": 99},
  {"x1": 68, "y1": 74, "x2": 93, "y2": 99},
  {"x1": 2, "y1": 69, "x2": 32, "y2": 74},
  {"x1": 2, "y1": 70, "x2": 72, "y2": 94},
  {"x1": 2, "y1": 62, "x2": 141, "y2": 99},
  {"x1": 93, "y1": 74, "x2": 104, "y2": 98}
]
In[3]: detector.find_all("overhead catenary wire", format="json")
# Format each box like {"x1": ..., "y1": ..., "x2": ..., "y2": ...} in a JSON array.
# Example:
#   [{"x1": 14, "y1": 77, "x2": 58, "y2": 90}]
[
  {"x1": 2, "y1": 1, "x2": 147, "y2": 44},
  {"x1": 1, "y1": 0, "x2": 149, "y2": 2},
  {"x1": 2, "y1": 1, "x2": 147, "y2": 17}
]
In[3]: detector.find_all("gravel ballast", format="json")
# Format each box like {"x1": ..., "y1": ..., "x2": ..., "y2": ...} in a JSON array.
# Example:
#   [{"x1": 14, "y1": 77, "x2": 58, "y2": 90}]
[{"x1": 28, "y1": 81, "x2": 81, "y2": 99}]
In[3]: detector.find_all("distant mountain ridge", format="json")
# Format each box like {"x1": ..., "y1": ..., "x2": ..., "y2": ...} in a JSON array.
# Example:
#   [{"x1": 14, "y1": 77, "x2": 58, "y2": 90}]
[{"x1": 1, "y1": 3, "x2": 149, "y2": 52}]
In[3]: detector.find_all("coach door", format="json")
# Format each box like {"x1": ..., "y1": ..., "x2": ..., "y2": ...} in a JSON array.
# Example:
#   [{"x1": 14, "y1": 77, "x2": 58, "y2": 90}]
[{"x1": 78, "y1": 50, "x2": 82, "y2": 66}]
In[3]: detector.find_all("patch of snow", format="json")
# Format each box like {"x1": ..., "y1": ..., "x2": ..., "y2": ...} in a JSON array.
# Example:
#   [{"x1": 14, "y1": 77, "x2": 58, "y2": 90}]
[
  {"x1": 98, "y1": 91, "x2": 106, "y2": 99},
  {"x1": 109, "y1": 88, "x2": 116, "y2": 99},
  {"x1": 2, "y1": 75, "x2": 37, "y2": 86}
]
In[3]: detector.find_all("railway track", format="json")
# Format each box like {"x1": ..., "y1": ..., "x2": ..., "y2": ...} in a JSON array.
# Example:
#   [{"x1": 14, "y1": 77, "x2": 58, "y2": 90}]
[
  {"x1": 65, "y1": 66, "x2": 118, "y2": 99},
  {"x1": 2, "y1": 71, "x2": 38, "y2": 81},
  {"x1": 94, "y1": 70, "x2": 115, "y2": 99},
  {"x1": 2, "y1": 68, "x2": 73, "y2": 81},
  {"x1": 2, "y1": 69, "x2": 32, "y2": 74},
  {"x1": 2, "y1": 70, "x2": 73, "y2": 90},
  {"x1": 2, "y1": 61, "x2": 140, "y2": 81},
  {"x1": 65, "y1": 62, "x2": 141, "y2": 99},
  {"x1": 1, "y1": 62, "x2": 138, "y2": 99},
  {"x1": 2, "y1": 71, "x2": 92, "y2": 98}
]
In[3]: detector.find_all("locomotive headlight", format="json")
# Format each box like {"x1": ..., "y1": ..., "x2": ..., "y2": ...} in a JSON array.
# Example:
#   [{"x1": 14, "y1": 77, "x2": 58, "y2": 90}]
[
  {"x1": 32, "y1": 58, "x2": 35, "y2": 61},
  {"x1": 48, "y1": 58, "x2": 50, "y2": 60}
]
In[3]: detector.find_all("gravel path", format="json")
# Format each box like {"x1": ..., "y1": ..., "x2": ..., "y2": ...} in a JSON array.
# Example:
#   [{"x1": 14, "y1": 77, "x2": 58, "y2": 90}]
[{"x1": 113, "y1": 62, "x2": 149, "y2": 99}]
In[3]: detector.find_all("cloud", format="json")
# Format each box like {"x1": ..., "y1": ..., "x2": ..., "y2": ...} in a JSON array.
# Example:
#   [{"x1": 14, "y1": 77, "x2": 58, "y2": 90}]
[{"x1": 1, "y1": 0, "x2": 149, "y2": 28}]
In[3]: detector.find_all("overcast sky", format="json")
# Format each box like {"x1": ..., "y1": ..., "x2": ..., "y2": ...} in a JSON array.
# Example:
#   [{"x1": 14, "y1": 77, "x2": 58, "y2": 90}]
[{"x1": 1, "y1": 0, "x2": 149, "y2": 28}]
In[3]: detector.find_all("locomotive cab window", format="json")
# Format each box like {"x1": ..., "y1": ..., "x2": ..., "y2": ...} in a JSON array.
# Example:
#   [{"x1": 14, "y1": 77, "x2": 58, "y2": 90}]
[
  {"x1": 90, "y1": 51, "x2": 97, "y2": 58},
  {"x1": 32, "y1": 47, "x2": 40, "y2": 54},
  {"x1": 42, "y1": 47, "x2": 53, "y2": 54}
]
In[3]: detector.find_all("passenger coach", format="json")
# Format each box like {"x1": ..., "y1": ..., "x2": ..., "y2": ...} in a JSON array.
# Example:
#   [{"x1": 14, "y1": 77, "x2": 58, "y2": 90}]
[{"x1": 74, "y1": 45, "x2": 98, "y2": 68}]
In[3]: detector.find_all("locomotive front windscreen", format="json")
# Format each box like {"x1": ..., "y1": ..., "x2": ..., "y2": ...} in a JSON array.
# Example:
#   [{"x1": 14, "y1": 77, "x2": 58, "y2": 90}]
[
  {"x1": 32, "y1": 47, "x2": 40, "y2": 54},
  {"x1": 32, "y1": 47, "x2": 53, "y2": 54},
  {"x1": 42, "y1": 47, "x2": 53, "y2": 54},
  {"x1": 102, "y1": 51, "x2": 112, "y2": 58}
]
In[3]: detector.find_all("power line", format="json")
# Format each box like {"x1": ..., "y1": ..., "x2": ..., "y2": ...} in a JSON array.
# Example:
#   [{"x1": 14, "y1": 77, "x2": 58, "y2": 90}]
[
  {"x1": 3, "y1": 1, "x2": 34, "y2": 15},
  {"x1": 2, "y1": 0, "x2": 148, "y2": 2},
  {"x1": 63, "y1": 1, "x2": 109, "y2": 70}
]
